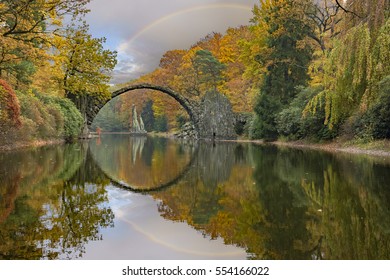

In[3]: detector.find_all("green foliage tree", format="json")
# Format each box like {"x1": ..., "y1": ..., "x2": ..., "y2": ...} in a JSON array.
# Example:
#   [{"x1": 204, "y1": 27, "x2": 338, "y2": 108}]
[
  {"x1": 47, "y1": 96, "x2": 84, "y2": 140},
  {"x1": 154, "y1": 115, "x2": 168, "y2": 132},
  {"x1": 141, "y1": 99, "x2": 155, "y2": 132},
  {"x1": 250, "y1": 93, "x2": 281, "y2": 140},
  {"x1": 255, "y1": 0, "x2": 313, "y2": 104},
  {"x1": 305, "y1": 18, "x2": 390, "y2": 134},
  {"x1": 277, "y1": 86, "x2": 337, "y2": 141},
  {"x1": 250, "y1": 0, "x2": 314, "y2": 140},
  {"x1": 193, "y1": 49, "x2": 226, "y2": 91}
]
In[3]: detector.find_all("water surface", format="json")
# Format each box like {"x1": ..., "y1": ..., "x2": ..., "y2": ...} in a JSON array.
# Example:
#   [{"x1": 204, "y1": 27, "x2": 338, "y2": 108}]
[{"x1": 1, "y1": 135, "x2": 390, "y2": 259}]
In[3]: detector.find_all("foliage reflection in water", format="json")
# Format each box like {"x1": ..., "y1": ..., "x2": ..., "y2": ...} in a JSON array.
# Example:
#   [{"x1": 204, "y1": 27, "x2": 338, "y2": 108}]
[
  {"x1": 1, "y1": 135, "x2": 390, "y2": 259},
  {"x1": 89, "y1": 135, "x2": 196, "y2": 191},
  {"x1": 0, "y1": 144, "x2": 114, "y2": 259}
]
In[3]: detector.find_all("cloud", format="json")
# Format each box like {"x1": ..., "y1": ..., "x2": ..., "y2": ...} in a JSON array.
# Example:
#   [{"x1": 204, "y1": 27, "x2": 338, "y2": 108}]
[
  {"x1": 110, "y1": 40, "x2": 162, "y2": 84},
  {"x1": 86, "y1": 0, "x2": 258, "y2": 84}
]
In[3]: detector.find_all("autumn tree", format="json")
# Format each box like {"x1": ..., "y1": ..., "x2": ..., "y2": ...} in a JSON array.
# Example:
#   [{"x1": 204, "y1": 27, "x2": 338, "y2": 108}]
[
  {"x1": 56, "y1": 23, "x2": 117, "y2": 118},
  {"x1": 0, "y1": 79, "x2": 21, "y2": 128},
  {"x1": 221, "y1": 26, "x2": 257, "y2": 112},
  {"x1": 0, "y1": 0, "x2": 90, "y2": 85},
  {"x1": 159, "y1": 50, "x2": 186, "y2": 74}
]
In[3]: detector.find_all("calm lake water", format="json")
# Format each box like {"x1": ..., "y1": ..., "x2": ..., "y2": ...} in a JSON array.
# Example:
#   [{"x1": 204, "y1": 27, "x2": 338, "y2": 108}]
[{"x1": 1, "y1": 135, "x2": 390, "y2": 260}]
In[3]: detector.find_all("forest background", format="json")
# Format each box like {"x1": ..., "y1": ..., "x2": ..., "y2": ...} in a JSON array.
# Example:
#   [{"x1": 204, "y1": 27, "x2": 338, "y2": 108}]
[{"x1": 1, "y1": 0, "x2": 389, "y2": 147}]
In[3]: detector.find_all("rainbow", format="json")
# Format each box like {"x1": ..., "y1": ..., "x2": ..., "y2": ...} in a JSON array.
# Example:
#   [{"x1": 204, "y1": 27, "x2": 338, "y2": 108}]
[{"x1": 128, "y1": 3, "x2": 253, "y2": 44}]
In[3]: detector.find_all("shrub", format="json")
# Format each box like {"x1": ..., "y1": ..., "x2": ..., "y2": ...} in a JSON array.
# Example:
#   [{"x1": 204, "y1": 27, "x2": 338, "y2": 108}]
[
  {"x1": 277, "y1": 86, "x2": 338, "y2": 141},
  {"x1": 17, "y1": 92, "x2": 56, "y2": 140},
  {"x1": 353, "y1": 76, "x2": 390, "y2": 140},
  {"x1": 0, "y1": 79, "x2": 21, "y2": 127},
  {"x1": 41, "y1": 95, "x2": 83, "y2": 141},
  {"x1": 17, "y1": 92, "x2": 83, "y2": 141}
]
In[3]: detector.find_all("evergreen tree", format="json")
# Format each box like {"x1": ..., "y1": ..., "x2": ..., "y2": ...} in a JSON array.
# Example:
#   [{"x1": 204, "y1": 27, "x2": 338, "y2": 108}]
[
  {"x1": 193, "y1": 49, "x2": 226, "y2": 91},
  {"x1": 251, "y1": 0, "x2": 314, "y2": 140},
  {"x1": 141, "y1": 99, "x2": 155, "y2": 132},
  {"x1": 251, "y1": 93, "x2": 281, "y2": 140},
  {"x1": 154, "y1": 115, "x2": 168, "y2": 132}
]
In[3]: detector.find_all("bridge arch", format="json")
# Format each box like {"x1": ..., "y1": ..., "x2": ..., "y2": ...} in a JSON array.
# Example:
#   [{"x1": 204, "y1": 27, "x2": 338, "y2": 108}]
[
  {"x1": 90, "y1": 83, "x2": 199, "y2": 131},
  {"x1": 87, "y1": 83, "x2": 238, "y2": 140},
  {"x1": 88, "y1": 138, "x2": 199, "y2": 193}
]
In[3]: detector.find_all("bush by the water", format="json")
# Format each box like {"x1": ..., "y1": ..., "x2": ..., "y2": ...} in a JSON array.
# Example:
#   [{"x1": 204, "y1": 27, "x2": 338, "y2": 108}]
[
  {"x1": 0, "y1": 82, "x2": 83, "y2": 145},
  {"x1": 277, "y1": 86, "x2": 337, "y2": 141},
  {"x1": 39, "y1": 94, "x2": 84, "y2": 141},
  {"x1": 353, "y1": 76, "x2": 390, "y2": 140}
]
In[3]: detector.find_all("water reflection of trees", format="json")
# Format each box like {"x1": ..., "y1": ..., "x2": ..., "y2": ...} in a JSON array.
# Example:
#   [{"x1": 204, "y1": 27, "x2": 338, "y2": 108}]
[
  {"x1": 3, "y1": 139, "x2": 390, "y2": 260},
  {"x1": 0, "y1": 144, "x2": 114, "y2": 259},
  {"x1": 153, "y1": 143, "x2": 390, "y2": 259},
  {"x1": 90, "y1": 135, "x2": 194, "y2": 190}
]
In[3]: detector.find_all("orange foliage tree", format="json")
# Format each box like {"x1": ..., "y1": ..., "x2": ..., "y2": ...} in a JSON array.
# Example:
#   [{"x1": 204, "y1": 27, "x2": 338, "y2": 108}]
[
  {"x1": 0, "y1": 79, "x2": 21, "y2": 128},
  {"x1": 115, "y1": 26, "x2": 259, "y2": 131}
]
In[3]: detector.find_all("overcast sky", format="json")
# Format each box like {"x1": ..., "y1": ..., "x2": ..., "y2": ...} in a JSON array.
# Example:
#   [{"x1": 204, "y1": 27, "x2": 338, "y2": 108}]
[{"x1": 85, "y1": 0, "x2": 258, "y2": 85}]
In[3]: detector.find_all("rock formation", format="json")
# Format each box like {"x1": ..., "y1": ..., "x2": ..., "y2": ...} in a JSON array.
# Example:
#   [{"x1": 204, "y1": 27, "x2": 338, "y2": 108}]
[{"x1": 130, "y1": 105, "x2": 147, "y2": 134}]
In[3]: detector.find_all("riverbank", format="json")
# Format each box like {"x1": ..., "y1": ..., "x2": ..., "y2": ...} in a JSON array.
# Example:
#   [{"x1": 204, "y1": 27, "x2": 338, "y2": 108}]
[
  {"x1": 3, "y1": 131, "x2": 390, "y2": 160},
  {"x1": 0, "y1": 139, "x2": 65, "y2": 152},
  {"x1": 272, "y1": 139, "x2": 390, "y2": 157},
  {"x1": 216, "y1": 137, "x2": 390, "y2": 158},
  {"x1": 144, "y1": 131, "x2": 390, "y2": 158}
]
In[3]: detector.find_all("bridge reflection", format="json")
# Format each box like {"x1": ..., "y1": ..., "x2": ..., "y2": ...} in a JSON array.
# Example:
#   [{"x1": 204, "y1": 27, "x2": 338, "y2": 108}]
[{"x1": 88, "y1": 135, "x2": 198, "y2": 192}]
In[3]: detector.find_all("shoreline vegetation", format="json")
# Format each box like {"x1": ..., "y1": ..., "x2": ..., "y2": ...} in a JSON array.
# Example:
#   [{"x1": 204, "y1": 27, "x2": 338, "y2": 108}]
[
  {"x1": 3, "y1": 132, "x2": 390, "y2": 161},
  {"x1": 0, "y1": 139, "x2": 65, "y2": 152}
]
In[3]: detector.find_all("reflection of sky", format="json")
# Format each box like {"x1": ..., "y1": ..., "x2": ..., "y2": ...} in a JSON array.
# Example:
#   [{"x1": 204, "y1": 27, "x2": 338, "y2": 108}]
[
  {"x1": 85, "y1": 0, "x2": 258, "y2": 84},
  {"x1": 81, "y1": 186, "x2": 247, "y2": 259}
]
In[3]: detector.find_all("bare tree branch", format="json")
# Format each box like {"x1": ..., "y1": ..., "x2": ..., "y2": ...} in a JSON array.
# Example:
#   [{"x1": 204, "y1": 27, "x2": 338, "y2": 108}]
[{"x1": 335, "y1": 0, "x2": 363, "y2": 18}]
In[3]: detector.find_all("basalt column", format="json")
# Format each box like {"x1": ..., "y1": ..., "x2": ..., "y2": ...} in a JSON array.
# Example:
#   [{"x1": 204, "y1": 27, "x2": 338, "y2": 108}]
[{"x1": 198, "y1": 90, "x2": 236, "y2": 140}]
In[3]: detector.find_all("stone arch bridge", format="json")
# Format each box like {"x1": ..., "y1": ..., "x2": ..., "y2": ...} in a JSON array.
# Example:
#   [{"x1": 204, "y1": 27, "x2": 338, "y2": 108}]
[{"x1": 86, "y1": 83, "x2": 241, "y2": 139}]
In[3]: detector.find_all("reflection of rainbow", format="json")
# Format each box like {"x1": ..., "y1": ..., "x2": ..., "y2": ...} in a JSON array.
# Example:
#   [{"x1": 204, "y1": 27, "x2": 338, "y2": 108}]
[{"x1": 128, "y1": 4, "x2": 253, "y2": 44}]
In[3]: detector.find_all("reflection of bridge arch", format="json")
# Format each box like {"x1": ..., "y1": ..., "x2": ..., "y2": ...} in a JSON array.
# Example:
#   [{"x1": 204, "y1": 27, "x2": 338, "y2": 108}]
[
  {"x1": 88, "y1": 140, "x2": 198, "y2": 193},
  {"x1": 88, "y1": 83, "x2": 199, "y2": 132}
]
